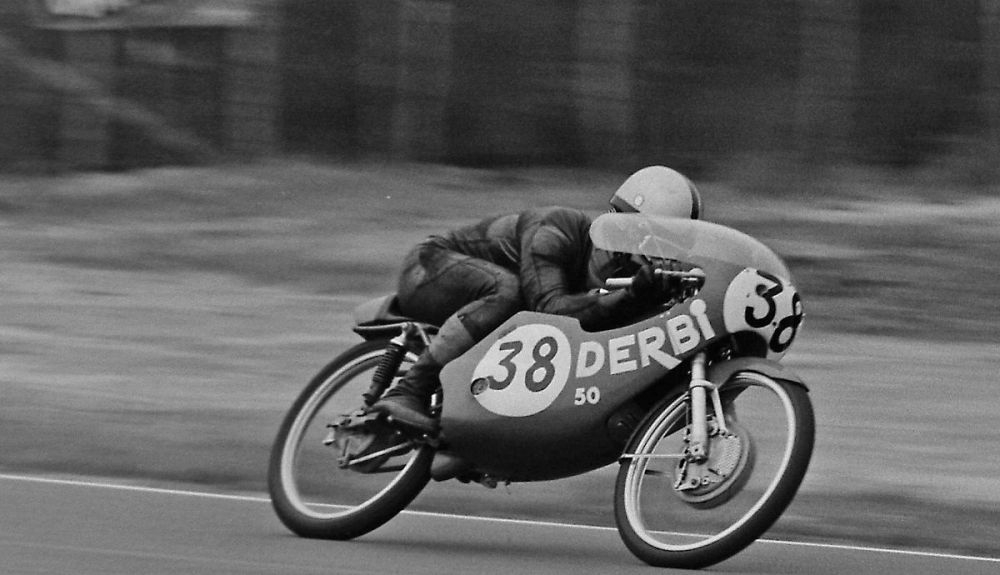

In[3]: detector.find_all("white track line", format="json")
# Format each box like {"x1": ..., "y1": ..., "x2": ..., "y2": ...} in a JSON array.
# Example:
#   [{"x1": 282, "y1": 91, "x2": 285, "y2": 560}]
[{"x1": 1, "y1": 472, "x2": 997, "y2": 564}]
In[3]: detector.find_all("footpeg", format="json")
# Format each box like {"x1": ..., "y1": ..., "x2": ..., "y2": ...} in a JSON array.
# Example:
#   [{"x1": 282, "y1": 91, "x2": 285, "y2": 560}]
[{"x1": 328, "y1": 410, "x2": 408, "y2": 473}]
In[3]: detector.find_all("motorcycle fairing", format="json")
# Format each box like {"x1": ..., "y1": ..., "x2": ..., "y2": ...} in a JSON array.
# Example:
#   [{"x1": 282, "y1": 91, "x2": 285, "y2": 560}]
[
  {"x1": 440, "y1": 308, "x2": 689, "y2": 482},
  {"x1": 437, "y1": 216, "x2": 801, "y2": 482},
  {"x1": 589, "y1": 213, "x2": 791, "y2": 281}
]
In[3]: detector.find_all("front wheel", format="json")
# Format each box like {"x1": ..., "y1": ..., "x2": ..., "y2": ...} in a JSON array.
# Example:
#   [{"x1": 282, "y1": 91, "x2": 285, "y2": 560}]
[
  {"x1": 267, "y1": 339, "x2": 433, "y2": 540},
  {"x1": 614, "y1": 372, "x2": 814, "y2": 569}
]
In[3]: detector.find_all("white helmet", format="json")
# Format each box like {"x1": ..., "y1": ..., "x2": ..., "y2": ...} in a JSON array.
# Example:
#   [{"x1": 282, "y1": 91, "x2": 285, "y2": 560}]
[{"x1": 609, "y1": 166, "x2": 702, "y2": 219}]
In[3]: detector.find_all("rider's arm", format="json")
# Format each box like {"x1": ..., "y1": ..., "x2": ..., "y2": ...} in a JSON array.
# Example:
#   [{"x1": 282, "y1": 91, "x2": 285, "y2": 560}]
[{"x1": 519, "y1": 212, "x2": 642, "y2": 329}]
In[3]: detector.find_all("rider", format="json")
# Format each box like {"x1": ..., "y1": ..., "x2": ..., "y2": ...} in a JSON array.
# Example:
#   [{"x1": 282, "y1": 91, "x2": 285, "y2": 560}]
[{"x1": 371, "y1": 166, "x2": 703, "y2": 434}]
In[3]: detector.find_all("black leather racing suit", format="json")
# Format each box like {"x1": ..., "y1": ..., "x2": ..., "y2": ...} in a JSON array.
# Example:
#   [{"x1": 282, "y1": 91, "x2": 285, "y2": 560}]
[{"x1": 396, "y1": 206, "x2": 635, "y2": 365}]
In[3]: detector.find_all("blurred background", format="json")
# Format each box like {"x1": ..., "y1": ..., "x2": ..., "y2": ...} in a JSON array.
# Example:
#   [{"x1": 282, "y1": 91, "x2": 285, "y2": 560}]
[
  {"x1": 2, "y1": 0, "x2": 999, "y2": 177},
  {"x1": 1, "y1": 0, "x2": 999, "y2": 557}
]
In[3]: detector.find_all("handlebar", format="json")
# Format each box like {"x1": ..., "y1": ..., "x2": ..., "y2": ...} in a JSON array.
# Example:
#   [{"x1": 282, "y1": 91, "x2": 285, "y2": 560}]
[{"x1": 605, "y1": 268, "x2": 706, "y2": 290}]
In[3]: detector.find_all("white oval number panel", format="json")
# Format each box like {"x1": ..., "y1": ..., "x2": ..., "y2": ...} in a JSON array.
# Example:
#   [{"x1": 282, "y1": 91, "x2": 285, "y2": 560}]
[
  {"x1": 723, "y1": 268, "x2": 804, "y2": 360},
  {"x1": 471, "y1": 324, "x2": 572, "y2": 417}
]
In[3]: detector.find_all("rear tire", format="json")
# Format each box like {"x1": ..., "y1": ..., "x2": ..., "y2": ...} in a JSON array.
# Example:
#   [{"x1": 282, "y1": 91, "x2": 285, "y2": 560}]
[{"x1": 268, "y1": 340, "x2": 432, "y2": 540}]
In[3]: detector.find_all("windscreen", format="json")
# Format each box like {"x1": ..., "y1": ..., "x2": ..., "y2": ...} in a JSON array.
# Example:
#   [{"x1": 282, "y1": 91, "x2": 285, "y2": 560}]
[{"x1": 590, "y1": 213, "x2": 791, "y2": 280}]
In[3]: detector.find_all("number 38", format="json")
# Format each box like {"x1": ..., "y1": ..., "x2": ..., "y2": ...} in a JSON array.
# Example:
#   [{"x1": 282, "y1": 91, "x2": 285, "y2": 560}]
[
  {"x1": 471, "y1": 324, "x2": 574, "y2": 417},
  {"x1": 725, "y1": 269, "x2": 805, "y2": 358},
  {"x1": 489, "y1": 336, "x2": 561, "y2": 393}
]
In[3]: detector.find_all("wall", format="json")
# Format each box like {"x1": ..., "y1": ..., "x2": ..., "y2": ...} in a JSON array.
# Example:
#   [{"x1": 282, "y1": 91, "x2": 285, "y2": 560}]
[{"x1": 2, "y1": 0, "x2": 998, "y2": 171}]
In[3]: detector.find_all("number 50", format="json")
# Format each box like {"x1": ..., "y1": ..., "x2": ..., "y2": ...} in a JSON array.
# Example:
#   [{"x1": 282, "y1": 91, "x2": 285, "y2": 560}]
[{"x1": 574, "y1": 386, "x2": 601, "y2": 406}]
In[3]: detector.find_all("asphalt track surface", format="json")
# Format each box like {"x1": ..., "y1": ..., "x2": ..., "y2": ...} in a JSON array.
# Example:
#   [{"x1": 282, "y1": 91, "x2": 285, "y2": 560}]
[{"x1": 1, "y1": 474, "x2": 997, "y2": 575}]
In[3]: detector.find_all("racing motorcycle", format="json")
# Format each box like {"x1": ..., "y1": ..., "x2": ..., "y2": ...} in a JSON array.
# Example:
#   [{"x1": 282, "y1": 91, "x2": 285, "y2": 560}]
[{"x1": 267, "y1": 212, "x2": 813, "y2": 569}]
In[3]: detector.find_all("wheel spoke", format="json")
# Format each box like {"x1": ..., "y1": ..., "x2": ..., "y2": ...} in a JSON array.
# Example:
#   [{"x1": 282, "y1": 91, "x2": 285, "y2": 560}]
[
  {"x1": 620, "y1": 453, "x2": 686, "y2": 460},
  {"x1": 345, "y1": 441, "x2": 416, "y2": 467}
]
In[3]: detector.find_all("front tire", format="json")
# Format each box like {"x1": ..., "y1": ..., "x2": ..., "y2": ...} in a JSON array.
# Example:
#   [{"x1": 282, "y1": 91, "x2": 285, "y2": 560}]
[
  {"x1": 614, "y1": 372, "x2": 814, "y2": 569},
  {"x1": 268, "y1": 340, "x2": 432, "y2": 540}
]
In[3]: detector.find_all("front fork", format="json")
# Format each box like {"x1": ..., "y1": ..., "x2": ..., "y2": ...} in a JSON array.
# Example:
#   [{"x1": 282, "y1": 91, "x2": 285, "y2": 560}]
[{"x1": 685, "y1": 352, "x2": 728, "y2": 462}]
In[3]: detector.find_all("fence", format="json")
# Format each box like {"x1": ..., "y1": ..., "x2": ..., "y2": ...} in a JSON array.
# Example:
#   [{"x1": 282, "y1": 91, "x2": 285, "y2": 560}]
[{"x1": 1, "y1": 0, "x2": 999, "y2": 172}]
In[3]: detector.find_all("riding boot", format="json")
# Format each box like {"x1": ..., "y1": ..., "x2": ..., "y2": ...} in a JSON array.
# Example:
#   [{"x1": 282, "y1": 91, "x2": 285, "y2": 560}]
[
  {"x1": 371, "y1": 351, "x2": 442, "y2": 434},
  {"x1": 372, "y1": 315, "x2": 477, "y2": 435}
]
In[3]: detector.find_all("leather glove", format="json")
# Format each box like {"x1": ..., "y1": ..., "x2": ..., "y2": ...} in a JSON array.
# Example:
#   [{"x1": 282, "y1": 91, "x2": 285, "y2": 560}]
[{"x1": 627, "y1": 264, "x2": 682, "y2": 302}]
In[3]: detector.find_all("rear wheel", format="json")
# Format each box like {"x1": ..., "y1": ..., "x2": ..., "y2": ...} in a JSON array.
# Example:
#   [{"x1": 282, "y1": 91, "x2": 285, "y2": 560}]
[
  {"x1": 267, "y1": 340, "x2": 432, "y2": 540},
  {"x1": 614, "y1": 372, "x2": 814, "y2": 569}
]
